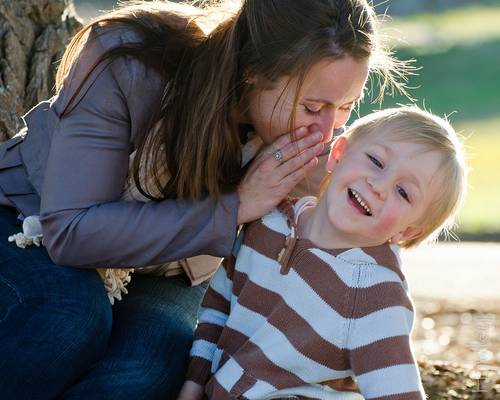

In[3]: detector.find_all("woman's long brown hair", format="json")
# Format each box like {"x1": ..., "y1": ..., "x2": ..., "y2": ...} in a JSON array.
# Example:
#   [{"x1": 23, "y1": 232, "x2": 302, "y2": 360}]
[{"x1": 55, "y1": 0, "x2": 408, "y2": 201}]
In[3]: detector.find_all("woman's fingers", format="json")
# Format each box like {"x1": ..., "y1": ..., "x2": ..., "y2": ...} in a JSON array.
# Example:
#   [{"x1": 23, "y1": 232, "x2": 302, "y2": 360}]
[
  {"x1": 276, "y1": 142, "x2": 324, "y2": 180},
  {"x1": 237, "y1": 125, "x2": 325, "y2": 224},
  {"x1": 260, "y1": 125, "x2": 324, "y2": 187},
  {"x1": 271, "y1": 126, "x2": 310, "y2": 149},
  {"x1": 279, "y1": 157, "x2": 319, "y2": 189},
  {"x1": 269, "y1": 127, "x2": 323, "y2": 164}
]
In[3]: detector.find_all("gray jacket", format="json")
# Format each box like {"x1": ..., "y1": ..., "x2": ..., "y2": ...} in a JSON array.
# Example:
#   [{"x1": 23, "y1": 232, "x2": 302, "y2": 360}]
[{"x1": 0, "y1": 25, "x2": 239, "y2": 268}]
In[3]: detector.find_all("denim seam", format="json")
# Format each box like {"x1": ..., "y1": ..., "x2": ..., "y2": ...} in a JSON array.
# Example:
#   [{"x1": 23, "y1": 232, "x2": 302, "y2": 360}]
[
  {"x1": 0, "y1": 274, "x2": 23, "y2": 322},
  {"x1": 47, "y1": 275, "x2": 109, "y2": 372}
]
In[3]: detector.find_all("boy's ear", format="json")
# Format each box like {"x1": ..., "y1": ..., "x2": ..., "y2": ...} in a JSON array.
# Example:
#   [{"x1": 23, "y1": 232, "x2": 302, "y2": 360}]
[
  {"x1": 326, "y1": 136, "x2": 347, "y2": 172},
  {"x1": 390, "y1": 226, "x2": 423, "y2": 245}
]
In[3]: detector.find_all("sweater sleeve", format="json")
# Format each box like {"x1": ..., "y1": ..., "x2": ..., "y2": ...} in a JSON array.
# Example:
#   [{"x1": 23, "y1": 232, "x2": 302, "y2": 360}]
[
  {"x1": 186, "y1": 255, "x2": 235, "y2": 385},
  {"x1": 347, "y1": 275, "x2": 426, "y2": 399},
  {"x1": 39, "y1": 25, "x2": 239, "y2": 268}
]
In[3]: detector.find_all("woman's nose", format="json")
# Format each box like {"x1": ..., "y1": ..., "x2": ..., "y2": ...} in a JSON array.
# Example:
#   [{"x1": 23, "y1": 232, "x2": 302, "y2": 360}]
[{"x1": 320, "y1": 110, "x2": 338, "y2": 143}]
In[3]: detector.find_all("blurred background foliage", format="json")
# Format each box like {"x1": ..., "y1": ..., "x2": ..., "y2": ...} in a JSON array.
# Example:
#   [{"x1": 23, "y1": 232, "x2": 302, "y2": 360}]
[{"x1": 73, "y1": 0, "x2": 500, "y2": 238}]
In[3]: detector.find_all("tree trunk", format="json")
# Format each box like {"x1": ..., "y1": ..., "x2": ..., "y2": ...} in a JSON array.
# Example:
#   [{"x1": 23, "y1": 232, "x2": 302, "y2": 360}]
[{"x1": 0, "y1": 0, "x2": 81, "y2": 141}]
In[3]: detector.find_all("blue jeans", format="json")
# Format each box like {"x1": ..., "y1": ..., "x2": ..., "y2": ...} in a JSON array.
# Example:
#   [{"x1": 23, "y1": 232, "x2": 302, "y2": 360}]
[{"x1": 0, "y1": 206, "x2": 206, "y2": 400}]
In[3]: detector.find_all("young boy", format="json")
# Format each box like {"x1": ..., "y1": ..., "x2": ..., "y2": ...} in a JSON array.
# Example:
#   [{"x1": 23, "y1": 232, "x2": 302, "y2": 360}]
[{"x1": 179, "y1": 106, "x2": 467, "y2": 400}]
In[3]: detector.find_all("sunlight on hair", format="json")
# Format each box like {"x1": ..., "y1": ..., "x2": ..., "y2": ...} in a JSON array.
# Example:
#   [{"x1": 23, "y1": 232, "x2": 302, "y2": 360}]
[{"x1": 188, "y1": 0, "x2": 241, "y2": 33}]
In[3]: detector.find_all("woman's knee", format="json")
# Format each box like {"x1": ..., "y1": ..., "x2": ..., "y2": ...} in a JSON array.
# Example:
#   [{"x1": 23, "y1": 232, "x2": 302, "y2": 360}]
[
  {"x1": 32, "y1": 265, "x2": 113, "y2": 356},
  {"x1": 95, "y1": 327, "x2": 192, "y2": 400},
  {"x1": 0, "y1": 263, "x2": 112, "y2": 397},
  {"x1": 79, "y1": 277, "x2": 202, "y2": 399},
  {"x1": 53, "y1": 273, "x2": 113, "y2": 354},
  {"x1": 3, "y1": 259, "x2": 112, "y2": 329}
]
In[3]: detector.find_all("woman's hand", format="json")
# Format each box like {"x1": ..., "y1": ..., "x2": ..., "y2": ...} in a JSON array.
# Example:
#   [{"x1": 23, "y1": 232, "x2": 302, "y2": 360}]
[
  {"x1": 237, "y1": 126, "x2": 324, "y2": 224},
  {"x1": 177, "y1": 380, "x2": 204, "y2": 400}
]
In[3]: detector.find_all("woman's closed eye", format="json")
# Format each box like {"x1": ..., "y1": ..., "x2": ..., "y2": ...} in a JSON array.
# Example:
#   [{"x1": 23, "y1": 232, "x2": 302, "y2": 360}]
[
  {"x1": 303, "y1": 104, "x2": 321, "y2": 115},
  {"x1": 339, "y1": 103, "x2": 354, "y2": 112},
  {"x1": 367, "y1": 153, "x2": 383, "y2": 168}
]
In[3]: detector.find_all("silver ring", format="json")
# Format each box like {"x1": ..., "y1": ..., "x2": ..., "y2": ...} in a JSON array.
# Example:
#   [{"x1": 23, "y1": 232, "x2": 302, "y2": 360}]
[{"x1": 273, "y1": 148, "x2": 283, "y2": 162}]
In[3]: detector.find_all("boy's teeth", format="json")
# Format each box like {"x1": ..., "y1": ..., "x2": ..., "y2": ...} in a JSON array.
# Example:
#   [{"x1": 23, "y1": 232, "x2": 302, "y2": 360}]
[{"x1": 351, "y1": 189, "x2": 371, "y2": 214}]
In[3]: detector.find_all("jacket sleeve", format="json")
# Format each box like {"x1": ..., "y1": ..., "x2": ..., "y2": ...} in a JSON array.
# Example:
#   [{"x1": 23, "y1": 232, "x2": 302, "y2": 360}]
[
  {"x1": 347, "y1": 281, "x2": 426, "y2": 400},
  {"x1": 186, "y1": 255, "x2": 235, "y2": 385},
  {"x1": 39, "y1": 25, "x2": 239, "y2": 267}
]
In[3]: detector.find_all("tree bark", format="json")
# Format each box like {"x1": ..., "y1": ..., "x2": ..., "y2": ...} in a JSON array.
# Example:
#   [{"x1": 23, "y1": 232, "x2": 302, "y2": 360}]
[{"x1": 0, "y1": 0, "x2": 81, "y2": 141}]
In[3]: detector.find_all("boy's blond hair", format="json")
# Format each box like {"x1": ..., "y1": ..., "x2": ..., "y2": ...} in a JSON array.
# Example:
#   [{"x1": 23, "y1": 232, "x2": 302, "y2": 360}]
[{"x1": 333, "y1": 106, "x2": 467, "y2": 248}]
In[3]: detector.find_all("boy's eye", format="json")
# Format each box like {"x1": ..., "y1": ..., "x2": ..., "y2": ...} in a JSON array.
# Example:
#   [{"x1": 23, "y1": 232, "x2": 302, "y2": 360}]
[
  {"x1": 367, "y1": 154, "x2": 383, "y2": 168},
  {"x1": 397, "y1": 185, "x2": 410, "y2": 203},
  {"x1": 303, "y1": 105, "x2": 321, "y2": 114}
]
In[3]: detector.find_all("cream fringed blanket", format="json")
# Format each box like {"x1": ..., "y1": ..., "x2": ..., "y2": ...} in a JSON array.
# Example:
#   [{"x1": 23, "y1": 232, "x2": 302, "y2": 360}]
[{"x1": 8, "y1": 134, "x2": 264, "y2": 304}]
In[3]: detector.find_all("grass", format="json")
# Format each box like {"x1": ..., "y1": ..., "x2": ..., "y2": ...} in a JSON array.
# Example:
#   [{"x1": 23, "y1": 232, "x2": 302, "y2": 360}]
[
  {"x1": 363, "y1": 4, "x2": 500, "y2": 122},
  {"x1": 455, "y1": 117, "x2": 500, "y2": 234},
  {"x1": 382, "y1": 4, "x2": 500, "y2": 49},
  {"x1": 359, "y1": 39, "x2": 500, "y2": 123}
]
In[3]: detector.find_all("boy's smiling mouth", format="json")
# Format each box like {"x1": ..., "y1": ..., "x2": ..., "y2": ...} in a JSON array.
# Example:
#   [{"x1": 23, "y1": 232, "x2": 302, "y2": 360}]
[{"x1": 348, "y1": 188, "x2": 372, "y2": 216}]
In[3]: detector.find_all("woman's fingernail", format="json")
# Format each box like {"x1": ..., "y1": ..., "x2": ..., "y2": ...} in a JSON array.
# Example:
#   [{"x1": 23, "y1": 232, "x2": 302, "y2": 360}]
[
  {"x1": 308, "y1": 124, "x2": 321, "y2": 133},
  {"x1": 314, "y1": 143, "x2": 324, "y2": 152},
  {"x1": 312, "y1": 132, "x2": 323, "y2": 141},
  {"x1": 298, "y1": 127, "x2": 307, "y2": 134}
]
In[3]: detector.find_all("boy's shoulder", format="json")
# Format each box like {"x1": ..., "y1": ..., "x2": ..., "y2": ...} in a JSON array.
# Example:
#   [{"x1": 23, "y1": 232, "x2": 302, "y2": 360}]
[
  {"x1": 347, "y1": 245, "x2": 406, "y2": 282},
  {"x1": 358, "y1": 243, "x2": 402, "y2": 271},
  {"x1": 309, "y1": 244, "x2": 410, "y2": 298},
  {"x1": 276, "y1": 195, "x2": 318, "y2": 222},
  {"x1": 251, "y1": 196, "x2": 317, "y2": 234},
  {"x1": 246, "y1": 196, "x2": 304, "y2": 231},
  {"x1": 244, "y1": 205, "x2": 291, "y2": 240},
  {"x1": 240, "y1": 197, "x2": 304, "y2": 252},
  {"x1": 333, "y1": 246, "x2": 415, "y2": 316}
]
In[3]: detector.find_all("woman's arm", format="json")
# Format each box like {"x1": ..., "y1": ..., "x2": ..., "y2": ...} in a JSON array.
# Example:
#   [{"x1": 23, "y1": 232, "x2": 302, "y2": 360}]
[
  {"x1": 40, "y1": 26, "x2": 323, "y2": 268},
  {"x1": 40, "y1": 26, "x2": 239, "y2": 267}
]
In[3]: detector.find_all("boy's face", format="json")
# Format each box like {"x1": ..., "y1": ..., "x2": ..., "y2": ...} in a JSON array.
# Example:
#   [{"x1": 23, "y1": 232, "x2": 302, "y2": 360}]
[{"x1": 322, "y1": 132, "x2": 443, "y2": 247}]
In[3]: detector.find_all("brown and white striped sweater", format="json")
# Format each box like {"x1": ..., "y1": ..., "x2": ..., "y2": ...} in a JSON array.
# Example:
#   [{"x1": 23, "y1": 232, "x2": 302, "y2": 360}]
[{"x1": 187, "y1": 199, "x2": 425, "y2": 399}]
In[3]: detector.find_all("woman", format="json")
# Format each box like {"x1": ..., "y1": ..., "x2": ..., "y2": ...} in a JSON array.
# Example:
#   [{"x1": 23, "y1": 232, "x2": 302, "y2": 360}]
[{"x1": 0, "y1": 0, "x2": 405, "y2": 398}]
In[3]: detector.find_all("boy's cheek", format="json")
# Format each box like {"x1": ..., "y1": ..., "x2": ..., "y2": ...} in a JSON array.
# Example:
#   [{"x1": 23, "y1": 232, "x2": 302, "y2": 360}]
[{"x1": 373, "y1": 212, "x2": 401, "y2": 238}]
